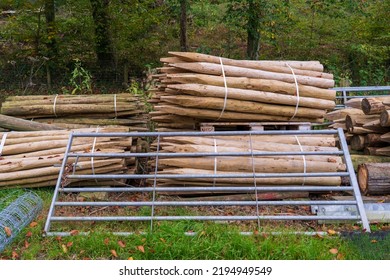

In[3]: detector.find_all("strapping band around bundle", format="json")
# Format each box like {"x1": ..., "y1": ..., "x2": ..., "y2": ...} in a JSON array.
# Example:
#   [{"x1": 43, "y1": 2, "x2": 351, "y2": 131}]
[
  {"x1": 53, "y1": 94, "x2": 59, "y2": 117},
  {"x1": 294, "y1": 136, "x2": 306, "y2": 186},
  {"x1": 91, "y1": 126, "x2": 100, "y2": 182},
  {"x1": 217, "y1": 57, "x2": 228, "y2": 120},
  {"x1": 0, "y1": 133, "x2": 8, "y2": 157},
  {"x1": 213, "y1": 138, "x2": 218, "y2": 187},
  {"x1": 114, "y1": 94, "x2": 118, "y2": 119},
  {"x1": 286, "y1": 63, "x2": 300, "y2": 121}
]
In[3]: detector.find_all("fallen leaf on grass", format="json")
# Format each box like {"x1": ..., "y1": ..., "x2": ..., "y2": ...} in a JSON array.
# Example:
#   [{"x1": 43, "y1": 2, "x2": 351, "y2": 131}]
[
  {"x1": 128, "y1": 257, "x2": 134, "y2": 260},
  {"x1": 329, "y1": 248, "x2": 338, "y2": 255},
  {"x1": 118, "y1": 241, "x2": 126, "y2": 248},
  {"x1": 104, "y1": 238, "x2": 110, "y2": 245},
  {"x1": 159, "y1": 238, "x2": 166, "y2": 243},
  {"x1": 4, "y1": 227, "x2": 12, "y2": 237},
  {"x1": 29, "y1": 222, "x2": 38, "y2": 228},
  {"x1": 111, "y1": 250, "x2": 118, "y2": 258},
  {"x1": 137, "y1": 245, "x2": 145, "y2": 253},
  {"x1": 315, "y1": 233, "x2": 324, "y2": 239},
  {"x1": 12, "y1": 251, "x2": 19, "y2": 259},
  {"x1": 371, "y1": 239, "x2": 378, "y2": 243},
  {"x1": 66, "y1": 241, "x2": 73, "y2": 247},
  {"x1": 56, "y1": 236, "x2": 62, "y2": 242},
  {"x1": 327, "y1": 229, "x2": 337, "y2": 235},
  {"x1": 25, "y1": 231, "x2": 32, "y2": 238},
  {"x1": 336, "y1": 253, "x2": 344, "y2": 260},
  {"x1": 24, "y1": 240, "x2": 30, "y2": 249},
  {"x1": 69, "y1": 230, "x2": 79, "y2": 236},
  {"x1": 61, "y1": 244, "x2": 68, "y2": 253}
]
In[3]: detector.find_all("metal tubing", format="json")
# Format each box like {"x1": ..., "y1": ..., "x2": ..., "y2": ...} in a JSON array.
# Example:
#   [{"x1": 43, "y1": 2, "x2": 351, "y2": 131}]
[
  {"x1": 337, "y1": 128, "x2": 371, "y2": 232},
  {"x1": 55, "y1": 200, "x2": 357, "y2": 207},
  {"x1": 67, "y1": 150, "x2": 344, "y2": 158},
  {"x1": 71, "y1": 129, "x2": 338, "y2": 138},
  {"x1": 49, "y1": 215, "x2": 360, "y2": 222},
  {"x1": 59, "y1": 186, "x2": 354, "y2": 193},
  {"x1": 43, "y1": 133, "x2": 74, "y2": 234},
  {"x1": 67, "y1": 172, "x2": 349, "y2": 180}
]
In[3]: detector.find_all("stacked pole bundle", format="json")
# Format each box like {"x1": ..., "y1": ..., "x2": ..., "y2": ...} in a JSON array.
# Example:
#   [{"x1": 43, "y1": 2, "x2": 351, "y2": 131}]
[
  {"x1": 147, "y1": 134, "x2": 346, "y2": 199},
  {"x1": 0, "y1": 127, "x2": 136, "y2": 189},
  {"x1": 0, "y1": 93, "x2": 149, "y2": 132},
  {"x1": 149, "y1": 52, "x2": 336, "y2": 131}
]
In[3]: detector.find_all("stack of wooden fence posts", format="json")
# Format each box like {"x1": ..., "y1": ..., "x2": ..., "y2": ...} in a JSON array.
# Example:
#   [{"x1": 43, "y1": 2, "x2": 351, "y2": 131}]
[
  {"x1": 149, "y1": 52, "x2": 337, "y2": 131},
  {"x1": 0, "y1": 93, "x2": 149, "y2": 132},
  {"x1": 147, "y1": 134, "x2": 346, "y2": 199},
  {"x1": 0, "y1": 127, "x2": 140, "y2": 189}
]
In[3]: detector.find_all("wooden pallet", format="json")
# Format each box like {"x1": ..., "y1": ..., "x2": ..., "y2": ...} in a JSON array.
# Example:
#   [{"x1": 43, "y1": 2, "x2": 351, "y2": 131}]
[{"x1": 199, "y1": 122, "x2": 312, "y2": 132}]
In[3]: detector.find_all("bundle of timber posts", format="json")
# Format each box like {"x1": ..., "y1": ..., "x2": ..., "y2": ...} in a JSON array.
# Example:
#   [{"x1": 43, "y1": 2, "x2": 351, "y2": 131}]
[
  {"x1": 0, "y1": 127, "x2": 139, "y2": 189},
  {"x1": 0, "y1": 93, "x2": 149, "y2": 132},
  {"x1": 149, "y1": 52, "x2": 336, "y2": 131}
]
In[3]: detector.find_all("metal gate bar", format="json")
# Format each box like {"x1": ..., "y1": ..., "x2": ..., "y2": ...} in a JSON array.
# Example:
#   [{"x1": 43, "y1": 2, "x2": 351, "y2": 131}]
[{"x1": 44, "y1": 128, "x2": 370, "y2": 235}]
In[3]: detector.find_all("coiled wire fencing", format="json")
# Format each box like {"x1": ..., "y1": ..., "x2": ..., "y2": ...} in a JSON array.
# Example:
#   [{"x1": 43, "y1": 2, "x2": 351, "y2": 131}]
[{"x1": 0, "y1": 191, "x2": 43, "y2": 252}]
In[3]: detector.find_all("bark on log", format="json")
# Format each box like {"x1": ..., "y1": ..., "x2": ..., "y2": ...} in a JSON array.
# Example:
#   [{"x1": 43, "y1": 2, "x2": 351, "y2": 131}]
[
  {"x1": 0, "y1": 114, "x2": 62, "y2": 131},
  {"x1": 380, "y1": 110, "x2": 390, "y2": 127}
]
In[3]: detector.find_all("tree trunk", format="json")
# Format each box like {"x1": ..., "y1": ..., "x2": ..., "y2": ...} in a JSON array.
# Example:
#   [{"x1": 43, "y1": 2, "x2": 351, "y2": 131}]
[
  {"x1": 90, "y1": 0, "x2": 115, "y2": 68},
  {"x1": 246, "y1": 0, "x2": 261, "y2": 60},
  {"x1": 180, "y1": 0, "x2": 188, "y2": 52}
]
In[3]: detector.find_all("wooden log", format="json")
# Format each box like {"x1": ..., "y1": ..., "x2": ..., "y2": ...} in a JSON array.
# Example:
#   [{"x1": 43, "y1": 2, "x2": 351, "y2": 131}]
[
  {"x1": 161, "y1": 95, "x2": 325, "y2": 118},
  {"x1": 166, "y1": 73, "x2": 336, "y2": 100},
  {"x1": 344, "y1": 98, "x2": 363, "y2": 109},
  {"x1": 1, "y1": 104, "x2": 140, "y2": 117},
  {"x1": 0, "y1": 114, "x2": 63, "y2": 131},
  {"x1": 380, "y1": 110, "x2": 390, "y2": 127},
  {"x1": 171, "y1": 62, "x2": 334, "y2": 88},
  {"x1": 158, "y1": 157, "x2": 343, "y2": 173},
  {"x1": 358, "y1": 163, "x2": 390, "y2": 195},
  {"x1": 155, "y1": 105, "x2": 322, "y2": 122},
  {"x1": 325, "y1": 108, "x2": 364, "y2": 121},
  {"x1": 350, "y1": 135, "x2": 365, "y2": 151},
  {"x1": 365, "y1": 133, "x2": 388, "y2": 147},
  {"x1": 380, "y1": 132, "x2": 390, "y2": 143},
  {"x1": 157, "y1": 168, "x2": 342, "y2": 185},
  {"x1": 345, "y1": 114, "x2": 385, "y2": 133},
  {"x1": 361, "y1": 98, "x2": 390, "y2": 115},
  {"x1": 364, "y1": 146, "x2": 390, "y2": 156},
  {"x1": 168, "y1": 51, "x2": 325, "y2": 72},
  {"x1": 167, "y1": 84, "x2": 335, "y2": 110}
]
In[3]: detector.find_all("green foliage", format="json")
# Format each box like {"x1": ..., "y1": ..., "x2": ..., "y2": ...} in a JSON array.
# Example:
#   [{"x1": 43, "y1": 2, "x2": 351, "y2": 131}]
[
  {"x1": 0, "y1": 0, "x2": 388, "y2": 88},
  {"x1": 69, "y1": 59, "x2": 92, "y2": 94}
]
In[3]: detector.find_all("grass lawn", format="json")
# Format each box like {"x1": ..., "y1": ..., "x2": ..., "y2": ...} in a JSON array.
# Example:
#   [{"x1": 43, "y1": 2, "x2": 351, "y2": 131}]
[{"x1": 0, "y1": 188, "x2": 389, "y2": 260}]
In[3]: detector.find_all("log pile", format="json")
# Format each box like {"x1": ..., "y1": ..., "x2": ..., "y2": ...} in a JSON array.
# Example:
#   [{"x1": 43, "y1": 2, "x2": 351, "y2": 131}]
[
  {"x1": 0, "y1": 127, "x2": 138, "y2": 189},
  {"x1": 148, "y1": 134, "x2": 346, "y2": 199},
  {"x1": 149, "y1": 52, "x2": 336, "y2": 131},
  {"x1": 0, "y1": 93, "x2": 149, "y2": 132},
  {"x1": 327, "y1": 97, "x2": 390, "y2": 156}
]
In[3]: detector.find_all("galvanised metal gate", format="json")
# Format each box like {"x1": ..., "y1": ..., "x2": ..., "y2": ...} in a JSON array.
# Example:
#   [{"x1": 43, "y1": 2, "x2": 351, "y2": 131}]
[{"x1": 44, "y1": 128, "x2": 370, "y2": 236}]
